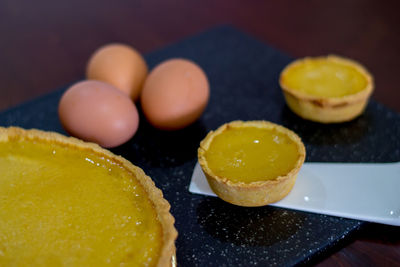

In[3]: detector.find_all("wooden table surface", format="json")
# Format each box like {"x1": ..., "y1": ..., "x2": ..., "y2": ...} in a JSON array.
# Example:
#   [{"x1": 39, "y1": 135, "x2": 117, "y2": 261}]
[{"x1": 1, "y1": 0, "x2": 399, "y2": 265}]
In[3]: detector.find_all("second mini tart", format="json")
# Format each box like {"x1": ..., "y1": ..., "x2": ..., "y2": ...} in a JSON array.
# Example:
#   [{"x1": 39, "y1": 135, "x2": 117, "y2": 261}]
[
  {"x1": 198, "y1": 121, "x2": 306, "y2": 207},
  {"x1": 279, "y1": 55, "x2": 374, "y2": 123}
]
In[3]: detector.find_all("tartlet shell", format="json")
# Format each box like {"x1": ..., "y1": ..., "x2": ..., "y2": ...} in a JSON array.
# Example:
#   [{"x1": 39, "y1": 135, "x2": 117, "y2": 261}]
[
  {"x1": 198, "y1": 121, "x2": 306, "y2": 207},
  {"x1": 279, "y1": 55, "x2": 374, "y2": 123},
  {"x1": 0, "y1": 126, "x2": 177, "y2": 267}
]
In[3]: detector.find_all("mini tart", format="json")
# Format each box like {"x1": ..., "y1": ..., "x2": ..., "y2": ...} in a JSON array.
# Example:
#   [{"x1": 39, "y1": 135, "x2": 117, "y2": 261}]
[
  {"x1": 279, "y1": 55, "x2": 374, "y2": 123},
  {"x1": 0, "y1": 127, "x2": 177, "y2": 267},
  {"x1": 198, "y1": 121, "x2": 306, "y2": 207}
]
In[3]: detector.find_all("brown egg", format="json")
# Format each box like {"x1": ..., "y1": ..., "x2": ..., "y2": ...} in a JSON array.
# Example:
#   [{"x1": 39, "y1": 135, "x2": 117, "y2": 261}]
[
  {"x1": 140, "y1": 58, "x2": 209, "y2": 130},
  {"x1": 86, "y1": 43, "x2": 148, "y2": 101},
  {"x1": 58, "y1": 80, "x2": 139, "y2": 148}
]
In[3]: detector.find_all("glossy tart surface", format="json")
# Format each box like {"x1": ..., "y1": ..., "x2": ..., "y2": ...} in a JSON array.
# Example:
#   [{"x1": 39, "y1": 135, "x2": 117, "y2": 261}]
[
  {"x1": 280, "y1": 55, "x2": 374, "y2": 123},
  {"x1": 0, "y1": 127, "x2": 177, "y2": 267},
  {"x1": 198, "y1": 121, "x2": 305, "y2": 207}
]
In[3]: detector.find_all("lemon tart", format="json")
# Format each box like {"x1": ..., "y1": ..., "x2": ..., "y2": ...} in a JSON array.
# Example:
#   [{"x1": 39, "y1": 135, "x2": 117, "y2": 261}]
[
  {"x1": 0, "y1": 127, "x2": 177, "y2": 266},
  {"x1": 279, "y1": 55, "x2": 374, "y2": 123},
  {"x1": 198, "y1": 121, "x2": 306, "y2": 207}
]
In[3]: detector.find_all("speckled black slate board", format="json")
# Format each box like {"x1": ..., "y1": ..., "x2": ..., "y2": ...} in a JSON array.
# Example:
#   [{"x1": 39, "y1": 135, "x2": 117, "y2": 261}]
[{"x1": 1, "y1": 26, "x2": 399, "y2": 266}]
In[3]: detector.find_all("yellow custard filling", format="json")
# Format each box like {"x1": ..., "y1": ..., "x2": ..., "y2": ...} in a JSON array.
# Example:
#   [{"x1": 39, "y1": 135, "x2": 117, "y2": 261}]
[
  {"x1": 0, "y1": 139, "x2": 162, "y2": 266},
  {"x1": 204, "y1": 126, "x2": 299, "y2": 183},
  {"x1": 282, "y1": 57, "x2": 368, "y2": 98}
]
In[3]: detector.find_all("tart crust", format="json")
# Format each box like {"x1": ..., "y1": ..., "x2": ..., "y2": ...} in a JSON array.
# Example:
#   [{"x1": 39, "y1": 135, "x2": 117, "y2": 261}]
[
  {"x1": 279, "y1": 55, "x2": 374, "y2": 123},
  {"x1": 0, "y1": 126, "x2": 177, "y2": 267},
  {"x1": 198, "y1": 121, "x2": 306, "y2": 207}
]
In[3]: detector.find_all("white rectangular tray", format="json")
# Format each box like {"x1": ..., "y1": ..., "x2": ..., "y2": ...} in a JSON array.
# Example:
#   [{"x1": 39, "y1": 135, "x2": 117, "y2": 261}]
[{"x1": 189, "y1": 161, "x2": 400, "y2": 226}]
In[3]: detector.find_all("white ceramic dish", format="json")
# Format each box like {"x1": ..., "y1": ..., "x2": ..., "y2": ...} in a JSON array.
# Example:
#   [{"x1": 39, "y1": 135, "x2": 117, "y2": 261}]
[{"x1": 189, "y1": 161, "x2": 400, "y2": 226}]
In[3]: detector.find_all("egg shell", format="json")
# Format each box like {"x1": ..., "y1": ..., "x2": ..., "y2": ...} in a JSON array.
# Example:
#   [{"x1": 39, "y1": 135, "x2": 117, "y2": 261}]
[
  {"x1": 58, "y1": 80, "x2": 139, "y2": 148},
  {"x1": 86, "y1": 43, "x2": 148, "y2": 101},
  {"x1": 140, "y1": 58, "x2": 209, "y2": 130}
]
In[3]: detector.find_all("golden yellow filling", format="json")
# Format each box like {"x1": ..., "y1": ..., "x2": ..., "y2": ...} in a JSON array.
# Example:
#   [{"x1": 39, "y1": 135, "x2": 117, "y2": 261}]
[
  {"x1": 283, "y1": 58, "x2": 368, "y2": 97},
  {"x1": 204, "y1": 126, "x2": 299, "y2": 183},
  {"x1": 0, "y1": 139, "x2": 161, "y2": 266}
]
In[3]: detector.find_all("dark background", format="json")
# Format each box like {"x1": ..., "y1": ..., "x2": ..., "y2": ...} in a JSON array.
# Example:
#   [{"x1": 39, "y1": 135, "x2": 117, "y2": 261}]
[{"x1": 0, "y1": 0, "x2": 399, "y2": 266}]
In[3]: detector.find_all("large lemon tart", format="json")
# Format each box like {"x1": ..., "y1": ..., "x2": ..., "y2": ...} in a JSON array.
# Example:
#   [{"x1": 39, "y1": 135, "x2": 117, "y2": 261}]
[
  {"x1": 0, "y1": 127, "x2": 177, "y2": 266},
  {"x1": 198, "y1": 121, "x2": 305, "y2": 207},
  {"x1": 279, "y1": 55, "x2": 374, "y2": 123}
]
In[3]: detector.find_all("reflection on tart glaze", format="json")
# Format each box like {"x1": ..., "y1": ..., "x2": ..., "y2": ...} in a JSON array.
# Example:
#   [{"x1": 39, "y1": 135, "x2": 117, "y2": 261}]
[
  {"x1": 281, "y1": 57, "x2": 369, "y2": 98},
  {"x1": 0, "y1": 139, "x2": 162, "y2": 266},
  {"x1": 204, "y1": 126, "x2": 299, "y2": 183}
]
